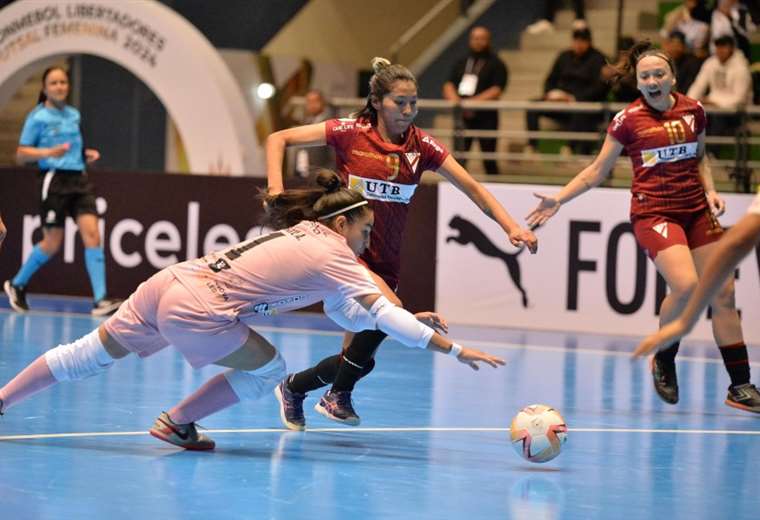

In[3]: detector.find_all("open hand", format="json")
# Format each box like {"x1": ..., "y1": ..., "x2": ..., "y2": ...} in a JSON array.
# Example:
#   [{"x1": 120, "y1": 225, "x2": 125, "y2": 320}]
[
  {"x1": 632, "y1": 320, "x2": 687, "y2": 358},
  {"x1": 526, "y1": 193, "x2": 560, "y2": 229},
  {"x1": 415, "y1": 311, "x2": 449, "y2": 335},
  {"x1": 456, "y1": 346, "x2": 506, "y2": 371}
]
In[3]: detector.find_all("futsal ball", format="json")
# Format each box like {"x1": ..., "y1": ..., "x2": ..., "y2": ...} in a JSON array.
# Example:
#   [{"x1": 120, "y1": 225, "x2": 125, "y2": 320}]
[{"x1": 510, "y1": 404, "x2": 568, "y2": 463}]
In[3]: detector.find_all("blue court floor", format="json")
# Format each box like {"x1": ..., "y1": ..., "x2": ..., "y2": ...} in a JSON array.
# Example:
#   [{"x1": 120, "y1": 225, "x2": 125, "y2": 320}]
[{"x1": 1, "y1": 295, "x2": 759, "y2": 520}]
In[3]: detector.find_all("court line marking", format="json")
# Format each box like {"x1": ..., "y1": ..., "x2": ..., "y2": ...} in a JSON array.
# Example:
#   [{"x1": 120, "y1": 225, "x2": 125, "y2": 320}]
[
  {"x1": 2, "y1": 309, "x2": 758, "y2": 367},
  {"x1": 1, "y1": 426, "x2": 759, "y2": 442}
]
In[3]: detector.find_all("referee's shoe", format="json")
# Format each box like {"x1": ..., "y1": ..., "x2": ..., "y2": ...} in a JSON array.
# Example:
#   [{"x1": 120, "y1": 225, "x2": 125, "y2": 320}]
[
  {"x1": 4, "y1": 280, "x2": 29, "y2": 313},
  {"x1": 92, "y1": 297, "x2": 123, "y2": 317}
]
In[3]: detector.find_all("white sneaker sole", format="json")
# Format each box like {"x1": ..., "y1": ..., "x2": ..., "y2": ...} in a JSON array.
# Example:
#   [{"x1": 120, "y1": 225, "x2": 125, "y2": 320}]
[
  {"x1": 314, "y1": 400, "x2": 360, "y2": 426},
  {"x1": 91, "y1": 300, "x2": 122, "y2": 317},
  {"x1": 4, "y1": 280, "x2": 28, "y2": 313},
  {"x1": 274, "y1": 384, "x2": 305, "y2": 431}
]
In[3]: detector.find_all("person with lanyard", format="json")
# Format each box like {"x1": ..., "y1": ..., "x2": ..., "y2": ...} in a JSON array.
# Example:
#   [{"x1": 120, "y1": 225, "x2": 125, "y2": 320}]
[
  {"x1": 527, "y1": 41, "x2": 760, "y2": 413},
  {"x1": 4, "y1": 66, "x2": 121, "y2": 317},
  {"x1": 0, "y1": 171, "x2": 505, "y2": 450},
  {"x1": 266, "y1": 56, "x2": 537, "y2": 431},
  {"x1": 443, "y1": 26, "x2": 508, "y2": 175}
]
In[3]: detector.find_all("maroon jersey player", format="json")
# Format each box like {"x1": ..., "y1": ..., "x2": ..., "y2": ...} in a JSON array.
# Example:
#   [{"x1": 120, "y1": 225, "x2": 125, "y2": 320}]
[
  {"x1": 266, "y1": 57, "x2": 537, "y2": 429},
  {"x1": 528, "y1": 41, "x2": 760, "y2": 414}
]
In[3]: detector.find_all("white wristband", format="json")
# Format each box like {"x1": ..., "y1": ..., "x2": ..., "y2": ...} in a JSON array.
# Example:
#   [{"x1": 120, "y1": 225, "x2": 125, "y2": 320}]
[{"x1": 449, "y1": 343, "x2": 463, "y2": 358}]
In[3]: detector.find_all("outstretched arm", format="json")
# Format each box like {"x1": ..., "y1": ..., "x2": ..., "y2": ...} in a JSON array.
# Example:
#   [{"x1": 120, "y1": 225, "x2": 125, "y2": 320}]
[
  {"x1": 526, "y1": 134, "x2": 623, "y2": 228},
  {"x1": 265, "y1": 122, "x2": 327, "y2": 194},
  {"x1": 634, "y1": 211, "x2": 760, "y2": 356},
  {"x1": 437, "y1": 155, "x2": 538, "y2": 253},
  {"x1": 355, "y1": 293, "x2": 505, "y2": 370}
]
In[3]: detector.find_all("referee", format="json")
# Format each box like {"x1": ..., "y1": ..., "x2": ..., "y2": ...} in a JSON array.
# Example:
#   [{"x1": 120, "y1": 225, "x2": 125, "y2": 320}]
[{"x1": 4, "y1": 66, "x2": 121, "y2": 316}]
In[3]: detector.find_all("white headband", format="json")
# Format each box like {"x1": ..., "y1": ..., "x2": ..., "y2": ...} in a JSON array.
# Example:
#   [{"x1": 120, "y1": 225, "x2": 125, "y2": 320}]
[{"x1": 317, "y1": 200, "x2": 369, "y2": 220}]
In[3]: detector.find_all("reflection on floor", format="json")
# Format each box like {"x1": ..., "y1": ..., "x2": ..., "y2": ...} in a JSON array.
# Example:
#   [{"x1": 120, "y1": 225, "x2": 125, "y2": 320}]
[{"x1": 1, "y1": 297, "x2": 758, "y2": 519}]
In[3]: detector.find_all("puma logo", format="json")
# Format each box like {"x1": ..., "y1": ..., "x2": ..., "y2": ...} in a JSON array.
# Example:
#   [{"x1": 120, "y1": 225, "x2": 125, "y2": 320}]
[{"x1": 446, "y1": 215, "x2": 529, "y2": 308}]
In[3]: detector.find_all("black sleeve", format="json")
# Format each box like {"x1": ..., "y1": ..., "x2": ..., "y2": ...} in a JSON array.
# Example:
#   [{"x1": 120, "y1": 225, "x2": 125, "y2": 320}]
[
  {"x1": 448, "y1": 58, "x2": 465, "y2": 84},
  {"x1": 689, "y1": 0, "x2": 711, "y2": 24},
  {"x1": 544, "y1": 53, "x2": 564, "y2": 93},
  {"x1": 493, "y1": 58, "x2": 508, "y2": 91},
  {"x1": 573, "y1": 52, "x2": 610, "y2": 101}
]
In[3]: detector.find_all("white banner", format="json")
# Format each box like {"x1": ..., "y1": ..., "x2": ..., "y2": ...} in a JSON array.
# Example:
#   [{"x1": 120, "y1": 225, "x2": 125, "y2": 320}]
[{"x1": 436, "y1": 183, "x2": 759, "y2": 343}]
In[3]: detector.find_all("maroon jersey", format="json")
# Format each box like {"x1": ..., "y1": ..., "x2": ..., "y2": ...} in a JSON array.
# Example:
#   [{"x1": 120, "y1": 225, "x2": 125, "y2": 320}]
[
  {"x1": 325, "y1": 117, "x2": 449, "y2": 288},
  {"x1": 607, "y1": 93, "x2": 708, "y2": 216}
]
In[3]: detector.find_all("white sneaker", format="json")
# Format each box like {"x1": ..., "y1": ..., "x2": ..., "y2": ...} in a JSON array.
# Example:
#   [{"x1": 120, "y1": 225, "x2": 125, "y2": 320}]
[{"x1": 526, "y1": 19, "x2": 554, "y2": 35}]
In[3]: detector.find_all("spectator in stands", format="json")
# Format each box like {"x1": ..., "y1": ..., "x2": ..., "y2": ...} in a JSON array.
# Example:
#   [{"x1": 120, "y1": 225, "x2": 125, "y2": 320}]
[
  {"x1": 443, "y1": 26, "x2": 508, "y2": 175},
  {"x1": 292, "y1": 89, "x2": 336, "y2": 177},
  {"x1": 664, "y1": 30, "x2": 705, "y2": 93},
  {"x1": 0, "y1": 214, "x2": 5, "y2": 252},
  {"x1": 524, "y1": 28, "x2": 608, "y2": 155},
  {"x1": 526, "y1": 0, "x2": 587, "y2": 34},
  {"x1": 660, "y1": 0, "x2": 710, "y2": 57},
  {"x1": 690, "y1": 0, "x2": 756, "y2": 60},
  {"x1": 687, "y1": 35, "x2": 752, "y2": 140}
]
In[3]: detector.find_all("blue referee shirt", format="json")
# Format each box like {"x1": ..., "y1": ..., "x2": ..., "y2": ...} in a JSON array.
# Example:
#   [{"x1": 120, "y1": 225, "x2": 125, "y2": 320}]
[{"x1": 19, "y1": 104, "x2": 85, "y2": 171}]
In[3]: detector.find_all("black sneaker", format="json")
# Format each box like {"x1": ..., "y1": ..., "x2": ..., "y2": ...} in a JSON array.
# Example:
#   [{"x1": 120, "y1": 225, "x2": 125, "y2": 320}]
[
  {"x1": 0, "y1": 398, "x2": 4, "y2": 415},
  {"x1": 91, "y1": 298, "x2": 123, "y2": 317},
  {"x1": 650, "y1": 355, "x2": 679, "y2": 404},
  {"x1": 314, "y1": 390, "x2": 360, "y2": 426},
  {"x1": 4, "y1": 280, "x2": 29, "y2": 313},
  {"x1": 274, "y1": 379, "x2": 307, "y2": 431},
  {"x1": 725, "y1": 383, "x2": 760, "y2": 414}
]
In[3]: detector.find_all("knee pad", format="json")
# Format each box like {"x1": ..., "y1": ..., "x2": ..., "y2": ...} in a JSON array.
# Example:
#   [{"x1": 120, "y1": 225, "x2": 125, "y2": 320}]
[
  {"x1": 224, "y1": 351, "x2": 286, "y2": 401},
  {"x1": 44, "y1": 329, "x2": 115, "y2": 382}
]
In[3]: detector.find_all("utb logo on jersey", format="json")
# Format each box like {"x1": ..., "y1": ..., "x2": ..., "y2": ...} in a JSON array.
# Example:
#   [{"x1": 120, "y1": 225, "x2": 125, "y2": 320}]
[
  {"x1": 348, "y1": 174, "x2": 418, "y2": 204},
  {"x1": 641, "y1": 142, "x2": 698, "y2": 167}
]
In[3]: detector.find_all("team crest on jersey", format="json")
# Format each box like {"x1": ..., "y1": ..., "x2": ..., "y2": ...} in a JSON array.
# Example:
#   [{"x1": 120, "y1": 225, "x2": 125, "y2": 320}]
[
  {"x1": 405, "y1": 152, "x2": 420, "y2": 173},
  {"x1": 641, "y1": 142, "x2": 698, "y2": 167},
  {"x1": 348, "y1": 174, "x2": 417, "y2": 204},
  {"x1": 682, "y1": 114, "x2": 695, "y2": 132}
]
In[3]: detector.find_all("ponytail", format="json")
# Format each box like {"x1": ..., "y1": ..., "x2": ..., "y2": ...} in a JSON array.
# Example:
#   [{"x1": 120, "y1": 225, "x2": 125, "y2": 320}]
[
  {"x1": 609, "y1": 40, "x2": 675, "y2": 87},
  {"x1": 261, "y1": 170, "x2": 370, "y2": 229},
  {"x1": 353, "y1": 56, "x2": 417, "y2": 124}
]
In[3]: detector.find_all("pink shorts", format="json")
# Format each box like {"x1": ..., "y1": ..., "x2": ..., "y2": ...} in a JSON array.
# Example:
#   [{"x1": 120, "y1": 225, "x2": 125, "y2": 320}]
[
  {"x1": 632, "y1": 207, "x2": 724, "y2": 260},
  {"x1": 103, "y1": 269, "x2": 250, "y2": 368}
]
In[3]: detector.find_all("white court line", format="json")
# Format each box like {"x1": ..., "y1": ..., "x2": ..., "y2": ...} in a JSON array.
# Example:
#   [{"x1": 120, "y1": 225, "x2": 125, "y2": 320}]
[
  {"x1": 2, "y1": 309, "x2": 758, "y2": 367},
  {"x1": 1, "y1": 426, "x2": 759, "y2": 442}
]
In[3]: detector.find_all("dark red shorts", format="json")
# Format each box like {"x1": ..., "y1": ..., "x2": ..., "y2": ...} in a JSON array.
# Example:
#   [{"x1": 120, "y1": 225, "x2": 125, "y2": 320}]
[{"x1": 632, "y1": 207, "x2": 724, "y2": 260}]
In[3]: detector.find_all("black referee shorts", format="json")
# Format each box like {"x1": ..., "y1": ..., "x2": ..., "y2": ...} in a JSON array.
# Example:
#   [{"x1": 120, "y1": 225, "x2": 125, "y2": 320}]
[{"x1": 37, "y1": 169, "x2": 98, "y2": 228}]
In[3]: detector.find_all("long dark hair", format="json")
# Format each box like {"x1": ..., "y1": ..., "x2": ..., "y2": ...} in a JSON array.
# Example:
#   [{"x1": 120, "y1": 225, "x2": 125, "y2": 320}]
[
  {"x1": 37, "y1": 66, "x2": 68, "y2": 105},
  {"x1": 261, "y1": 170, "x2": 371, "y2": 230},
  {"x1": 353, "y1": 57, "x2": 417, "y2": 124},
  {"x1": 610, "y1": 40, "x2": 675, "y2": 87}
]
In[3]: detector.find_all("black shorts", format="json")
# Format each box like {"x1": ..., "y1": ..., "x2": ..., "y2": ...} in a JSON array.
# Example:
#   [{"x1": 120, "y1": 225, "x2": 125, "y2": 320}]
[{"x1": 38, "y1": 170, "x2": 98, "y2": 228}]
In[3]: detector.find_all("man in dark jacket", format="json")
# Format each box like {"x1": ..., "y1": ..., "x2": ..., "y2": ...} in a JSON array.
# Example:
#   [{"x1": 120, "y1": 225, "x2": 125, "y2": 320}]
[
  {"x1": 525, "y1": 28, "x2": 608, "y2": 155},
  {"x1": 443, "y1": 26, "x2": 508, "y2": 174},
  {"x1": 664, "y1": 30, "x2": 705, "y2": 94}
]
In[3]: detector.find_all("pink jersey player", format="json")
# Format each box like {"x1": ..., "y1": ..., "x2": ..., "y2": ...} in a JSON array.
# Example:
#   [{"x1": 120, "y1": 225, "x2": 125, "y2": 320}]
[
  {"x1": 0, "y1": 171, "x2": 505, "y2": 450},
  {"x1": 528, "y1": 42, "x2": 760, "y2": 414},
  {"x1": 266, "y1": 57, "x2": 537, "y2": 429}
]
